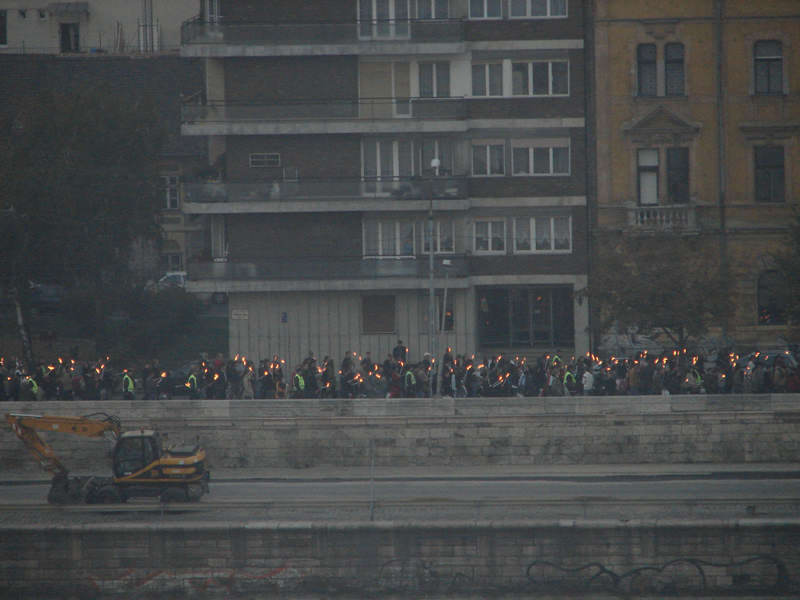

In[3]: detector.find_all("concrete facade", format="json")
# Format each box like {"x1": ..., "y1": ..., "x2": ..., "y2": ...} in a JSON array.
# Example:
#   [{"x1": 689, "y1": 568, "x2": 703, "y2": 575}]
[
  {"x1": 2, "y1": 520, "x2": 798, "y2": 597},
  {"x1": 593, "y1": 0, "x2": 800, "y2": 348},
  {"x1": 0, "y1": 0, "x2": 195, "y2": 54},
  {"x1": 181, "y1": 0, "x2": 591, "y2": 367},
  {"x1": 3, "y1": 396, "x2": 798, "y2": 474}
]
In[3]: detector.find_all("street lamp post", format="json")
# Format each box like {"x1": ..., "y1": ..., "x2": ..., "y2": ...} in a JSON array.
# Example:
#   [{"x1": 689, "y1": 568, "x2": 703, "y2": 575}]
[{"x1": 428, "y1": 158, "x2": 440, "y2": 393}]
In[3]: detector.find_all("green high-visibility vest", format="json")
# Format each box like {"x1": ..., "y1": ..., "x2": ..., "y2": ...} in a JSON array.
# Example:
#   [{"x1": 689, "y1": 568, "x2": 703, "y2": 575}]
[
  {"x1": 187, "y1": 373, "x2": 197, "y2": 389},
  {"x1": 295, "y1": 374, "x2": 305, "y2": 391},
  {"x1": 29, "y1": 378, "x2": 39, "y2": 394},
  {"x1": 122, "y1": 374, "x2": 134, "y2": 392},
  {"x1": 405, "y1": 370, "x2": 416, "y2": 387}
]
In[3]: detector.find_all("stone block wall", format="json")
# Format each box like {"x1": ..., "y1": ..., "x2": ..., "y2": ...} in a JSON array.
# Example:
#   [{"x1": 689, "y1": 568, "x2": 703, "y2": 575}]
[
  {"x1": 0, "y1": 520, "x2": 797, "y2": 597},
  {"x1": 2, "y1": 395, "x2": 799, "y2": 474}
]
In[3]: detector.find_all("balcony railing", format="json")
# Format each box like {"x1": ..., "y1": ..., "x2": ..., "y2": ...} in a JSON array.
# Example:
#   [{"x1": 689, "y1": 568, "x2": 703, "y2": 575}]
[
  {"x1": 184, "y1": 177, "x2": 468, "y2": 204},
  {"x1": 181, "y1": 97, "x2": 466, "y2": 123},
  {"x1": 188, "y1": 256, "x2": 468, "y2": 281},
  {"x1": 181, "y1": 17, "x2": 465, "y2": 46},
  {"x1": 628, "y1": 205, "x2": 696, "y2": 231}
]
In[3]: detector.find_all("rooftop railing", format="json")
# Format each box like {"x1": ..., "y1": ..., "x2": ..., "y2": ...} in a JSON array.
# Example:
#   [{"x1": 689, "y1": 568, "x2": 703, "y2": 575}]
[
  {"x1": 184, "y1": 177, "x2": 468, "y2": 203},
  {"x1": 181, "y1": 17, "x2": 465, "y2": 46},
  {"x1": 181, "y1": 97, "x2": 466, "y2": 123}
]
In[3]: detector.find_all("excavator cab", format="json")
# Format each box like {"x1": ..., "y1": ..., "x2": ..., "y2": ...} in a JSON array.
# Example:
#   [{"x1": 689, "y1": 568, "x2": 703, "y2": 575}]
[{"x1": 113, "y1": 431, "x2": 162, "y2": 478}]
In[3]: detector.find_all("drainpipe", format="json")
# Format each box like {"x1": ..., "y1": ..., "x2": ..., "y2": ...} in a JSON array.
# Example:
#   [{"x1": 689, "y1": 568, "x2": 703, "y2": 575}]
[{"x1": 715, "y1": 0, "x2": 729, "y2": 338}]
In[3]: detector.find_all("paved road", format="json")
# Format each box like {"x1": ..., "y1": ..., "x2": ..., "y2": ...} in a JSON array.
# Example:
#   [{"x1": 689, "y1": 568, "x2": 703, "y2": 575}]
[{"x1": 2, "y1": 475, "x2": 799, "y2": 523}]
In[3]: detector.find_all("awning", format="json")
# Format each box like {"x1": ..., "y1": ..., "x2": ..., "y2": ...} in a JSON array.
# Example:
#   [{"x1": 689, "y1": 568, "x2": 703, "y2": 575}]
[{"x1": 46, "y1": 2, "x2": 89, "y2": 16}]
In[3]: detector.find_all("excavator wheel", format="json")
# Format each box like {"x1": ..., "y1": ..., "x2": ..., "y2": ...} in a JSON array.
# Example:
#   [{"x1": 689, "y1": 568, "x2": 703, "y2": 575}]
[
  {"x1": 160, "y1": 487, "x2": 189, "y2": 503},
  {"x1": 87, "y1": 485, "x2": 123, "y2": 504},
  {"x1": 186, "y1": 483, "x2": 205, "y2": 502}
]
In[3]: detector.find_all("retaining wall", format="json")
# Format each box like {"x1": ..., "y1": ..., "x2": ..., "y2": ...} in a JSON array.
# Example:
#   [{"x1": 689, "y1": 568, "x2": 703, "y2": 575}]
[
  {"x1": 2, "y1": 395, "x2": 799, "y2": 473},
  {"x1": 1, "y1": 520, "x2": 798, "y2": 597}
]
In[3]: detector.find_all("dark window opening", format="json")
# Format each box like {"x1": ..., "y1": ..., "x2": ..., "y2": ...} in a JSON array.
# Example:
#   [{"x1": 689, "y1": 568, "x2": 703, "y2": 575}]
[
  {"x1": 758, "y1": 270, "x2": 788, "y2": 325},
  {"x1": 754, "y1": 146, "x2": 784, "y2": 203},
  {"x1": 637, "y1": 44, "x2": 657, "y2": 96},
  {"x1": 665, "y1": 43, "x2": 685, "y2": 96},
  {"x1": 0, "y1": 11, "x2": 7, "y2": 45},
  {"x1": 478, "y1": 286, "x2": 573, "y2": 348},
  {"x1": 666, "y1": 147, "x2": 689, "y2": 203},
  {"x1": 59, "y1": 22, "x2": 79, "y2": 52},
  {"x1": 363, "y1": 295, "x2": 396, "y2": 333}
]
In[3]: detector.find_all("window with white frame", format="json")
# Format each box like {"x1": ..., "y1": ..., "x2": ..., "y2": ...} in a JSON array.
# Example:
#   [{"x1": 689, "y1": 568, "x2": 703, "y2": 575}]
[
  {"x1": 470, "y1": 0, "x2": 502, "y2": 18},
  {"x1": 510, "y1": 0, "x2": 567, "y2": 18},
  {"x1": 249, "y1": 153, "x2": 281, "y2": 168},
  {"x1": 362, "y1": 138, "x2": 414, "y2": 185},
  {"x1": 512, "y1": 142, "x2": 570, "y2": 176},
  {"x1": 417, "y1": 0, "x2": 449, "y2": 18},
  {"x1": 474, "y1": 219, "x2": 505, "y2": 253},
  {"x1": 512, "y1": 60, "x2": 569, "y2": 96},
  {"x1": 363, "y1": 219, "x2": 415, "y2": 257},
  {"x1": 359, "y1": 0, "x2": 409, "y2": 38},
  {"x1": 423, "y1": 219, "x2": 455, "y2": 254},
  {"x1": 514, "y1": 216, "x2": 571, "y2": 253},
  {"x1": 472, "y1": 63, "x2": 503, "y2": 97},
  {"x1": 472, "y1": 142, "x2": 505, "y2": 176},
  {"x1": 419, "y1": 61, "x2": 450, "y2": 98},
  {"x1": 418, "y1": 138, "x2": 453, "y2": 176},
  {"x1": 161, "y1": 175, "x2": 180, "y2": 210}
]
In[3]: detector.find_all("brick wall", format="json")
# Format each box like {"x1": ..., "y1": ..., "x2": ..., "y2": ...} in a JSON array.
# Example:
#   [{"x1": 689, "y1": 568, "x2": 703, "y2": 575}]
[
  {"x1": 1, "y1": 520, "x2": 797, "y2": 597},
  {"x1": 2, "y1": 396, "x2": 799, "y2": 474}
]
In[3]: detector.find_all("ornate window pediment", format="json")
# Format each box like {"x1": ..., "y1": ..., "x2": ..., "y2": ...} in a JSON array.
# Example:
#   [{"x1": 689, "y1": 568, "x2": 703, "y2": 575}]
[{"x1": 623, "y1": 106, "x2": 700, "y2": 144}]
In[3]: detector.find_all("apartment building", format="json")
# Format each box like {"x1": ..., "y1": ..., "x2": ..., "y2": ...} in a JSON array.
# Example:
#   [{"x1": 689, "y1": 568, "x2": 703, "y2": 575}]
[
  {"x1": 0, "y1": 0, "x2": 195, "y2": 54},
  {"x1": 181, "y1": 0, "x2": 589, "y2": 366},
  {"x1": 594, "y1": 0, "x2": 799, "y2": 348}
]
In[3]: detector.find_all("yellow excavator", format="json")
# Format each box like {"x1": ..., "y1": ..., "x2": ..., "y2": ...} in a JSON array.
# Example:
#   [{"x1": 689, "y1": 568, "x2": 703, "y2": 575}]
[{"x1": 5, "y1": 412, "x2": 210, "y2": 504}]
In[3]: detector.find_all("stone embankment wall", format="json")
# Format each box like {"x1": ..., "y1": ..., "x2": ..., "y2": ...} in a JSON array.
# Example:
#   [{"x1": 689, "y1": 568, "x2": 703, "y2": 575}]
[
  {"x1": 1, "y1": 395, "x2": 799, "y2": 473},
  {"x1": 1, "y1": 520, "x2": 798, "y2": 597}
]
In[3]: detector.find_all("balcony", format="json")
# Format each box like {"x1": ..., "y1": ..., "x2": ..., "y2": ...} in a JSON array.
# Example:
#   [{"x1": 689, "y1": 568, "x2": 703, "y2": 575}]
[
  {"x1": 188, "y1": 255, "x2": 469, "y2": 283},
  {"x1": 181, "y1": 97, "x2": 467, "y2": 135},
  {"x1": 181, "y1": 17, "x2": 465, "y2": 51},
  {"x1": 628, "y1": 205, "x2": 697, "y2": 231},
  {"x1": 183, "y1": 177, "x2": 468, "y2": 213}
]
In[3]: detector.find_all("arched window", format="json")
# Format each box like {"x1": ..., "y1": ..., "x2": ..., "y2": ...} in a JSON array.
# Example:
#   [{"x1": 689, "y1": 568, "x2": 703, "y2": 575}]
[{"x1": 757, "y1": 270, "x2": 788, "y2": 325}]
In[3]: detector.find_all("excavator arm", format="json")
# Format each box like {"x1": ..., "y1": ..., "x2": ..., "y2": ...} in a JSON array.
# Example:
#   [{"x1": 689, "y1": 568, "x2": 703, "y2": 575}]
[{"x1": 5, "y1": 412, "x2": 122, "y2": 476}]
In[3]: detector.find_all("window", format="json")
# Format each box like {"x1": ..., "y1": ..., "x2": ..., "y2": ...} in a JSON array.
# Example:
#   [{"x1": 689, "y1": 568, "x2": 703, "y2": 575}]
[
  {"x1": 637, "y1": 44, "x2": 657, "y2": 97},
  {"x1": 161, "y1": 175, "x2": 179, "y2": 210},
  {"x1": 470, "y1": 0, "x2": 502, "y2": 18},
  {"x1": 512, "y1": 143, "x2": 569, "y2": 176},
  {"x1": 754, "y1": 40, "x2": 783, "y2": 95},
  {"x1": 363, "y1": 295, "x2": 396, "y2": 333},
  {"x1": 160, "y1": 253, "x2": 183, "y2": 272},
  {"x1": 514, "y1": 216, "x2": 571, "y2": 253},
  {"x1": 420, "y1": 291, "x2": 455, "y2": 331},
  {"x1": 249, "y1": 153, "x2": 281, "y2": 168},
  {"x1": 665, "y1": 43, "x2": 685, "y2": 96},
  {"x1": 423, "y1": 219, "x2": 455, "y2": 253},
  {"x1": 60, "y1": 23, "x2": 79, "y2": 53},
  {"x1": 0, "y1": 10, "x2": 7, "y2": 45},
  {"x1": 363, "y1": 220, "x2": 415, "y2": 257},
  {"x1": 362, "y1": 139, "x2": 414, "y2": 194},
  {"x1": 472, "y1": 143, "x2": 505, "y2": 176},
  {"x1": 510, "y1": 0, "x2": 567, "y2": 17},
  {"x1": 637, "y1": 149, "x2": 659, "y2": 205},
  {"x1": 472, "y1": 63, "x2": 503, "y2": 97},
  {"x1": 474, "y1": 219, "x2": 505, "y2": 253},
  {"x1": 418, "y1": 0, "x2": 449, "y2": 18},
  {"x1": 204, "y1": 0, "x2": 220, "y2": 23},
  {"x1": 360, "y1": 0, "x2": 409, "y2": 38},
  {"x1": 754, "y1": 146, "x2": 784, "y2": 203},
  {"x1": 419, "y1": 62, "x2": 450, "y2": 98},
  {"x1": 512, "y1": 61, "x2": 568, "y2": 96},
  {"x1": 418, "y1": 138, "x2": 453, "y2": 176},
  {"x1": 666, "y1": 148, "x2": 689, "y2": 203},
  {"x1": 757, "y1": 271, "x2": 788, "y2": 325}
]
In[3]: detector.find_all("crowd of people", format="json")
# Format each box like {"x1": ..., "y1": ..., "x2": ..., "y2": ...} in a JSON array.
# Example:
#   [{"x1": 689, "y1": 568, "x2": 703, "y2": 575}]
[{"x1": 2, "y1": 342, "x2": 799, "y2": 402}]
